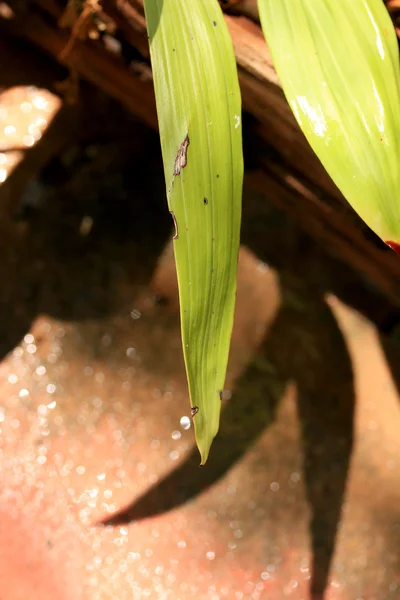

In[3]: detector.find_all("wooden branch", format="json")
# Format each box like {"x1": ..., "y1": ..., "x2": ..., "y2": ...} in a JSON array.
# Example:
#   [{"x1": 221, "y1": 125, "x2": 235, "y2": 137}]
[
  {"x1": 246, "y1": 161, "x2": 400, "y2": 305},
  {"x1": 2, "y1": 0, "x2": 400, "y2": 306},
  {"x1": 5, "y1": 1, "x2": 157, "y2": 129}
]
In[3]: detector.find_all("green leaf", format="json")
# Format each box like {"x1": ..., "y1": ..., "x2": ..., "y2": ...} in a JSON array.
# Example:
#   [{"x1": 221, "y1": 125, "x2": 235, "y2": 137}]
[
  {"x1": 143, "y1": 0, "x2": 243, "y2": 463},
  {"x1": 258, "y1": 0, "x2": 400, "y2": 251}
]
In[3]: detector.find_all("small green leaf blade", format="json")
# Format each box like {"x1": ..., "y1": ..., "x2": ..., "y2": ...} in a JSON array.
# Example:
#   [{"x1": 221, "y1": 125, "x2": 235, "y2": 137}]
[
  {"x1": 144, "y1": 0, "x2": 243, "y2": 463},
  {"x1": 258, "y1": 0, "x2": 400, "y2": 248}
]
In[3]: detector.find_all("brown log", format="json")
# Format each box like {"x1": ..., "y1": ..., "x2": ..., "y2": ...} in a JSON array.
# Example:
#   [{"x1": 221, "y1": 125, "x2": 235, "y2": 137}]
[
  {"x1": 2, "y1": 0, "x2": 400, "y2": 306},
  {"x1": 4, "y1": 1, "x2": 157, "y2": 129}
]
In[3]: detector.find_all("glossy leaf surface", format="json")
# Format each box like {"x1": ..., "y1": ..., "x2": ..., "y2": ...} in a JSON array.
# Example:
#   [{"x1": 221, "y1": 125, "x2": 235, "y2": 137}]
[
  {"x1": 258, "y1": 0, "x2": 400, "y2": 249},
  {"x1": 143, "y1": 0, "x2": 243, "y2": 462}
]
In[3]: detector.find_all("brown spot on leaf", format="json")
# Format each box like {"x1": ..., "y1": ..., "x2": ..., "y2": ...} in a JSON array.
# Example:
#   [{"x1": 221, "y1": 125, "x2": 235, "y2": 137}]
[
  {"x1": 191, "y1": 406, "x2": 199, "y2": 417},
  {"x1": 174, "y1": 133, "x2": 190, "y2": 177},
  {"x1": 204, "y1": 197, "x2": 208, "y2": 205}
]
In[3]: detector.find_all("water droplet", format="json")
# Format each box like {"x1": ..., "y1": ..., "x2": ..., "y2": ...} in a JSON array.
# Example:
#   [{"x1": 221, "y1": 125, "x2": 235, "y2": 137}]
[
  {"x1": 170, "y1": 450, "x2": 179, "y2": 461},
  {"x1": 206, "y1": 551, "x2": 215, "y2": 561},
  {"x1": 26, "y1": 344, "x2": 37, "y2": 354},
  {"x1": 35, "y1": 117, "x2": 47, "y2": 128},
  {"x1": 290, "y1": 472, "x2": 300, "y2": 483},
  {"x1": 19, "y1": 388, "x2": 29, "y2": 398},
  {"x1": 95, "y1": 372, "x2": 105, "y2": 384},
  {"x1": 101, "y1": 333, "x2": 111, "y2": 347},
  {"x1": 11, "y1": 418, "x2": 20, "y2": 429},
  {"x1": 257, "y1": 261, "x2": 269, "y2": 273},
  {"x1": 261, "y1": 572, "x2": 270, "y2": 581},
  {"x1": 300, "y1": 565, "x2": 309, "y2": 574},
  {"x1": 46, "y1": 383, "x2": 56, "y2": 394},
  {"x1": 97, "y1": 472, "x2": 106, "y2": 481},
  {"x1": 92, "y1": 397, "x2": 102, "y2": 408},
  {"x1": 0, "y1": 169, "x2": 6, "y2": 183},
  {"x1": 8, "y1": 374, "x2": 17, "y2": 384},
  {"x1": 126, "y1": 347, "x2": 136, "y2": 358},
  {"x1": 4, "y1": 125, "x2": 16, "y2": 136},
  {"x1": 128, "y1": 552, "x2": 140, "y2": 562},
  {"x1": 180, "y1": 416, "x2": 191, "y2": 430},
  {"x1": 80, "y1": 215, "x2": 93, "y2": 236},
  {"x1": 267, "y1": 564, "x2": 275, "y2": 573},
  {"x1": 270, "y1": 481, "x2": 279, "y2": 491},
  {"x1": 35, "y1": 365, "x2": 46, "y2": 376},
  {"x1": 23, "y1": 135, "x2": 35, "y2": 147},
  {"x1": 32, "y1": 95, "x2": 48, "y2": 110},
  {"x1": 20, "y1": 102, "x2": 32, "y2": 113},
  {"x1": 177, "y1": 540, "x2": 186, "y2": 548},
  {"x1": 104, "y1": 489, "x2": 112, "y2": 499},
  {"x1": 28, "y1": 123, "x2": 40, "y2": 137},
  {"x1": 130, "y1": 309, "x2": 141, "y2": 320},
  {"x1": 171, "y1": 430, "x2": 181, "y2": 440},
  {"x1": 330, "y1": 580, "x2": 340, "y2": 589}
]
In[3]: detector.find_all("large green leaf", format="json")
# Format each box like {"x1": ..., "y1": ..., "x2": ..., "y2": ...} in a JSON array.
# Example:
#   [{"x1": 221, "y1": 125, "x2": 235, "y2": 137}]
[
  {"x1": 143, "y1": 0, "x2": 243, "y2": 463},
  {"x1": 258, "y1": 0, "x2": 400, "y2": 251}
]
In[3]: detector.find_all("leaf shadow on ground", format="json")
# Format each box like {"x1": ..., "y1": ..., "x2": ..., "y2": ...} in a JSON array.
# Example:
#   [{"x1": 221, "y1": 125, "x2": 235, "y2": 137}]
[{"x1": 101, "y1": 203, "x2": 358, "y2": 600}]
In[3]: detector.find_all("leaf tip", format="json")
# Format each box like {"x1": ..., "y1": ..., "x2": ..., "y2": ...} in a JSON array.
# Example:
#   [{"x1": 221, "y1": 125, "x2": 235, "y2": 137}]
[
  {"x1": 196, "y1": 420, "x2": 220, "y2": 466},
  {"x1": 198, "y1": 445, "x2": 210, "y2": 467}
]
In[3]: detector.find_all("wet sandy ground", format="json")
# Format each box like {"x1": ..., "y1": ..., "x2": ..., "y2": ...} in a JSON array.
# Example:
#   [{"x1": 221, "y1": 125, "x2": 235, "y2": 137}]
[{"x1": 0, "y1": 33, "x2": 400, "y2": 600}]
